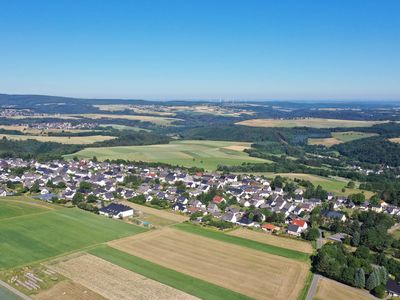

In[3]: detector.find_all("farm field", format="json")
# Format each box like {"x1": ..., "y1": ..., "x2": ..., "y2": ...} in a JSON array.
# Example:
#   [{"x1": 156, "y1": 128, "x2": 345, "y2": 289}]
[
  {"x1": 108, "y1": 228, "x2": 309, "y2": 300},
  {"x1": 0, "y1": 198, "x2": 52, "y2": 220},
  {"x1": 69, "y1": 113, "x2": 180, "y2": 126},
  {"x1": 174, "y1": 223, "x2": 309, "y2": 261},
  {"x1": 314, "y1": 277, "x2": 373, "y2": 300},
  {"x1": 0, "y1": 285, "x2": 22, "y2": 300},
  {"x1": 35, "y1": 280, "x2": 106, "y2": 300},
  {"x1": 0, "y1": 125, "x2": 100, "y2": 135},
  {"x1": 308, "y1": 131, "x2": 378, "y2": 146},
  {"x1": 99, "y1": 124, "x2": 151, "y2": 132},
  {"x1": 47, "y1": 253, "x2": 197, "y2": 300},
  {"x1": 0, "y1": 134, "x2": 116, "y2": 144},
  {"x1": 254, "y1": 172, "x2": 374, "y2": 198},
  {"x1": 236, "y1": 118, "x2": 386, "y2": 128},
  {"x1": 227, "y1": 228, "x2": 313, "y2": 254},
  {"x1": 64, "y1": 140, "x2": 269, "y2": 171},
  {"x1": 121, "y1": 201, "x2": 189, "y2": 223},
  {"x1": 90, "y1": 246, "x2": 250, "y2": 300},
  {"x1": 0, "y1": 197, "x2": 146, "y2": 269}
]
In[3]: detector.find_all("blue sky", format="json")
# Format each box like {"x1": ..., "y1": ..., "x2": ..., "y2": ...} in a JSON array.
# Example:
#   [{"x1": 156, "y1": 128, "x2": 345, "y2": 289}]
[{"x1": 0, "y1": 0, "x2": 399, "y2": 100}]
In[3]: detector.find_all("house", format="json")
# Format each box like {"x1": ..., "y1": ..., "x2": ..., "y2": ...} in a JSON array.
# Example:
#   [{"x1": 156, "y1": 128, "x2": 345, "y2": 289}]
[
  {"x1": 212, "y1": 195, "x2": 225, "y2": 204},
  {"x1": 387, "y1": 279, "x2": 400, "y2": 297},
  {"x1": 222, "y1": 212, "x2": 238, "y2": 223},
  {"x1": 287, "y1": 224, "x2": 302, "y2": 237},
  {"x1": 99, "y1": 203, "x2": 133, "y2": 219},
  {"x1": 291, "y1": 218, "x2": 308, "y2": 231},
  {"x1": 0, "y1": 188, "x2": 7, "y2": 197},
  {"x1": 262, "y1": 223, "x2": 279, "y2": 233},
  {"x1": 321, "y1": 211, "x2": 347, "y2": 222}
]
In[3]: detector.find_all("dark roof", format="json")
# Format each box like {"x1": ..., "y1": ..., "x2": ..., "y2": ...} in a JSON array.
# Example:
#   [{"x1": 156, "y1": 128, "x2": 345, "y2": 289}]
[
  {"x1": 288, "y1": 224, "x2": 300, "y2": 232},
  {"x1": 322, "y1": 210, "x2": 345, "y2": 219},
  {"x1": 387, "y1": 279, "x2": 400, "y2": 294},
  {"x1": 99, "y1": 203, "x2": 132, "y2": 215}
]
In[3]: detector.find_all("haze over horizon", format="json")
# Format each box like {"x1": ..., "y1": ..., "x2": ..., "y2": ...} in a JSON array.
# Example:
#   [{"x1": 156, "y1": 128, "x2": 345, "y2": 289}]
[{"x1": 1, "y1": 0, "x2": 399, "y2": 100}]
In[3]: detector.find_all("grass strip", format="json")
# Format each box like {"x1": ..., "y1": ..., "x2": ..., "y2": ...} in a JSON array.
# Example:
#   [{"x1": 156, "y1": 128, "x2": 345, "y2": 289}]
[
  {"x1": 174, "y1": 223, "x2": 310, "y2": 262},
  {"x1": 89, "y1": 245, "x2": 252, "y2": 300}
]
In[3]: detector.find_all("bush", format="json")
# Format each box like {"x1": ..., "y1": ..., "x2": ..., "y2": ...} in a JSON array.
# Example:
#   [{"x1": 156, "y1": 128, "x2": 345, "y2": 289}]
[{"x1": 372, "y1": 284, "x2": 386, "y2": 298}]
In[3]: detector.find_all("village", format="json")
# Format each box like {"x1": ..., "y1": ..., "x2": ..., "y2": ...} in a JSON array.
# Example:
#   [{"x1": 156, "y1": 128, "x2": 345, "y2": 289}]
[{"x1": 0, "y1": 157, "x2": 396, "y2": 241}]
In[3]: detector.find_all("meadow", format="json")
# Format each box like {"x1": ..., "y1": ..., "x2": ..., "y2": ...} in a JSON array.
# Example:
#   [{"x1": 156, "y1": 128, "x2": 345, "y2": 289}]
[
  {"x1": 237, "y1": 118, "x2": 386, "y2": 128},
  {"x1": 64, "y1": 140, "x2": 269, "y2": 170},
  {"x1": 0, "y1": 197, "x2": 146, "y2": 269},
  {"x1": 0, "y1": 134, "x2": 115, "y2": 144},
  {"x1": 108, "y1": 228, "x2": 309, "y2": 300}
]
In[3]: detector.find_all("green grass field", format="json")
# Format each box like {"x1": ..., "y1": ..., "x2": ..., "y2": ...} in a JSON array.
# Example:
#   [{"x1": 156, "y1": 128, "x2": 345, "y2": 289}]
[
  {"x1": 89, "y1": 246, "x2": 251, "y2": 300},
  {"x1": 0, "y1": 198, "x2": 147, "y2": 269},
  {"x1": 64, "y1": 140, "x2": 270, "y2": 170},
  {"x1": 0, "y1": 134, "x2": 116, "y2": 144},
  {"x1": 251, "y1": 172, "x2": 374, "y2": 198},
  {"x1": 99, "y1": 124, "x2": 151, "y2": 132},
  {"x1": 0, "y1": 199, "x2": 49, "y2": 220},
  {"x1": 173, "y1": 223, "x2": 310, "y2": 262}
]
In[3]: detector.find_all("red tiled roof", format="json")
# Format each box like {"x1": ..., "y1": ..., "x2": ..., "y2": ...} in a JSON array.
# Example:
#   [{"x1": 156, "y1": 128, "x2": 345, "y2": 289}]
[
  {"x1": 212, "y1": 195, "x2": 225, "y2": 204},
  {"x1": 292, "y1": 219, "x2": 306, "y2": 227}
]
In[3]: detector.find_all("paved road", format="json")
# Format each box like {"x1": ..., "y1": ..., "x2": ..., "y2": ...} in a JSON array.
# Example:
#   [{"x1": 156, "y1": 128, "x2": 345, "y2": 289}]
[
  {"x1": 0, "y1": 279, "x2": 31, "y2": 300},
  {"x1": 306, "y1": 274, "x2": 321, "y2": 300}
]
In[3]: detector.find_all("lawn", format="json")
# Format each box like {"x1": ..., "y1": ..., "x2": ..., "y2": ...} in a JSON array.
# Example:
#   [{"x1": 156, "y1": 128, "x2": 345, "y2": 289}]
[
  {"x1": 173, "y1": 223, "x2": 310, "y2": 262},
  {"x1": 237, "y1": 118, "x2": 386, "y2": 128},
  {"x1": 0, "y1": 134, "x2": 116, "y2": 144},
  {"x1": 90, "y1": 246, "x2": 251, "y2": 300},
  {"x1": 64, "y1": 140, "x2": 270, "y2": 171},
  {"x1": 0, "y1": 199, "x2": 147, "y2": 269}
]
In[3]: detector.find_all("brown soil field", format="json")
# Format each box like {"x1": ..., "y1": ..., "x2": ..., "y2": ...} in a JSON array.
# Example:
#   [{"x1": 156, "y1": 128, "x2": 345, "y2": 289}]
[
  {"x1": 223, "y1": 145, "x2": 249, "y2": 151},
  {"x1": 109, "y1": 228, "x2": 309, "y2": 300},
  {"x1": 236, "y1": 118, "x2": 385, "y2": 128},
  {"x1": 308, "y1": 137, "x2": 343, "y2": 147},
  {"x1": 47, "y1": 253, "x2": 197, "y2": 300},
  {"x1": 228, "y1": 228, "x2": 313, "y2": 254},
  {"x1": 35, "y1": 280, "x2": 106, "y2": 300},
  {"x1": 121, "y1": 201, "x2": 188, "y2": 223},
  {"x1": 314, "y1": 277, "x2": 373, "y2": 300}
]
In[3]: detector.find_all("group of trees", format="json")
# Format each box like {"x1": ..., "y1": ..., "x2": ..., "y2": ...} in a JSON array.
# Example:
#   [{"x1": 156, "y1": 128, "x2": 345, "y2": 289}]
[{"x1": 313, "y1": 243, "x2": 388, "y2": 297}]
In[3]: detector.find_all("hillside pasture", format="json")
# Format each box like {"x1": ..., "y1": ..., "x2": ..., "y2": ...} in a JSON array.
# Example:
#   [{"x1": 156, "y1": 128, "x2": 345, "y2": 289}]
[
  {"x1": 0, "y1": 198, "x2": 146, "y2": 269},
  {"x1": 48, "y1": 253, "x2": 197, "y2": 300},
  {"x1": 237, "y1": 118, "x2": 385, "y2": 128},
  {"x1": 0, "y1": 134, "x2": 116, "y2": 144},
  {"x1": 227, "y1": 228, "x2": 313, "y2": 254},
  {"x1": 64, "y1": 140, "x2": 269, "y2": 171},
  {"x1": 109, "y1": 228, "x2": 309, "y2": 300}
]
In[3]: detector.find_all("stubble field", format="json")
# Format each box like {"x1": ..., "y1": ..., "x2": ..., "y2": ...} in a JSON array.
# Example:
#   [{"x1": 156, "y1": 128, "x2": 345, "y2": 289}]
[{"x1": 109, "y1": 228, "x2": 309, "y2": 300}]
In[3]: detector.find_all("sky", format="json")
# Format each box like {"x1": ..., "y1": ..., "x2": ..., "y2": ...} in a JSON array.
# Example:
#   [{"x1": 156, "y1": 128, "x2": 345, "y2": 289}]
[{"x1": 0, "y1": 0, "x2": 399, "y2": 101}]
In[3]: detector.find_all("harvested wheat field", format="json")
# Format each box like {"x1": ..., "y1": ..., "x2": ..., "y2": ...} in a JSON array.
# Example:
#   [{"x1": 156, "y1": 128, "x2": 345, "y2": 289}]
[
  {"x1": 109, "y1": 228, "x2": 309, "y2": 300},
  {"x1": 35, "y1": 280, "x2": 106, "y2": 300},
  {"x1": 121, "y1": 201, "x2": 188, "y2": 223},
  {"x1": 314, "y1": 277, "x2": 373, "y2": 300},
  {"x1": 228, "y1": 228, "x2": 313, "y2": 254},
  {"x1": 47, "y1": 253, "x2": 197, "y2": 300}
]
